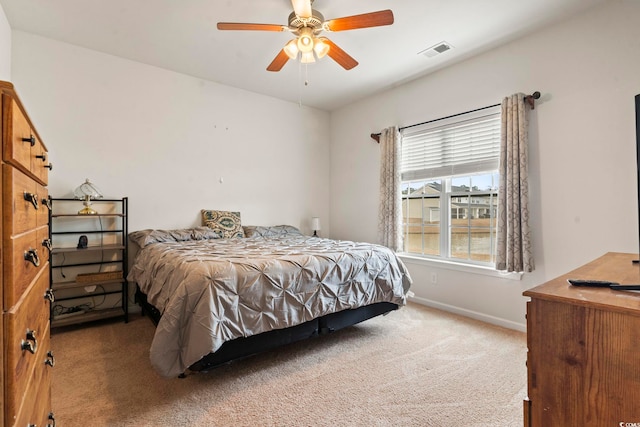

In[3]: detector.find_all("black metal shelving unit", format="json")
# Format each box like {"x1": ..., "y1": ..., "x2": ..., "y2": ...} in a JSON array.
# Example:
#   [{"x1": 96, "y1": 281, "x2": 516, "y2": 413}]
[{"x1": 49, "y1": 197, "x2": 128, "y2": 327}]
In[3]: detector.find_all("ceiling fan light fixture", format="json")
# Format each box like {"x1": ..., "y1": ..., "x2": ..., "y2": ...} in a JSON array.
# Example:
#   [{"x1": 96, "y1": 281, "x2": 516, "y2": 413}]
[
  {"x1": 313, "y1": 38, "x2": 329, "y2": 59},
  {"x1": 284, "y1": 39, "x2": 299, "y2": 59}
]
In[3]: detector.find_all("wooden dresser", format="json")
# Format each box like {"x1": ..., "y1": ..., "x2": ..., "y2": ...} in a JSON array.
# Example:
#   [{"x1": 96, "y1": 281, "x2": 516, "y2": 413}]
[
  {"x1": 523, "y1": 252, "x2": 640, "y2": 427},
  {"x1": 1, "y1": 81, "x2": 55, "y2": 427}
]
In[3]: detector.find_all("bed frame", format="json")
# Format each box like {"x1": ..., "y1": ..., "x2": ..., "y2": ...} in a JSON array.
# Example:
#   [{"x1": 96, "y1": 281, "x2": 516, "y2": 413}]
[{"x1": 135, "y1": 286, "x2": 399, "y2": 373}]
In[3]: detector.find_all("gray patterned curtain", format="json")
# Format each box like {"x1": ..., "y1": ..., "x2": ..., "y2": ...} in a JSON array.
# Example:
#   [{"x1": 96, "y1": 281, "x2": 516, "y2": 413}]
[
  {"x1": 378, "y1": 126, "x2": 402, "y2": 251},
  {"x1": 497, "y1": 93, "x2": 534, "y2": 272}
]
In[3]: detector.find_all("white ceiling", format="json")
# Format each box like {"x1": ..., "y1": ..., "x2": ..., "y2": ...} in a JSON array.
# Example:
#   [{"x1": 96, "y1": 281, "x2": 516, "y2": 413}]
[{"x1": 1, "y1": 0, "x2": 608, "y2": 111}]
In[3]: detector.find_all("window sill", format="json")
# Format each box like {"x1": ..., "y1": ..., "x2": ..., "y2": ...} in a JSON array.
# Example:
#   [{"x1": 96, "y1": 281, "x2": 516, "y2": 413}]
[{"x1": 397, "y1": 253, "x2": 523, "y2": 281}]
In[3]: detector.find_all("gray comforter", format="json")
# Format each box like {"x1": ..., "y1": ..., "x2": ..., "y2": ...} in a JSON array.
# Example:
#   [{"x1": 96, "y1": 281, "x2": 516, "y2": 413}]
[{"x1": 128, "y1": 228, "x2": 412, "y2": 377}]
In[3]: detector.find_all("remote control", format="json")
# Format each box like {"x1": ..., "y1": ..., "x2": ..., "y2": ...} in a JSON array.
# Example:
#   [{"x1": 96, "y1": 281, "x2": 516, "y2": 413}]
[
  {"x1": 610, "y1": 284, "x2": 640, "y2": 291},
  {"x1": 567, "y1": 279, "x2": 618, "y2": 287}
]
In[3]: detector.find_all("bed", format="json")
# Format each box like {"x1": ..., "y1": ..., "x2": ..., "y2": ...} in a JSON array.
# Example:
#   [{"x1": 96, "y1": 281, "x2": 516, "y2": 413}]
[{"x1": 127, "y1": 223, "x2": 412, "y2": 377}]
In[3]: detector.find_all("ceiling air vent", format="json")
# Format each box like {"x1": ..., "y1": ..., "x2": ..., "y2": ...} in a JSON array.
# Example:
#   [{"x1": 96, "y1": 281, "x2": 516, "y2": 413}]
[{"x1": 419, "y1": 41, "x2": 453, "y2": 58}]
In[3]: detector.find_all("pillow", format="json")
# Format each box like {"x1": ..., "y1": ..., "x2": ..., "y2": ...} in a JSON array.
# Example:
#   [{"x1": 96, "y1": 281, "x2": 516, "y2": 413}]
[
  {"x1": 129, "y1": 227, "x2": 222, "y2": 248},
  {"x1": 201, "y1": 210, "x2": 245, "y2": 238},
  {"x1": 243, "y1": 225, "x2": 303, "y2": 238},
  {"x1": 129, "y1": 229, "x2": 180, "y2": 248},
  {"x1": 191, "y1": 226, "x2": 223, "y2": 240},
  {"x1": 167, "y1": 228, "x2": 198, "y2": 242}
]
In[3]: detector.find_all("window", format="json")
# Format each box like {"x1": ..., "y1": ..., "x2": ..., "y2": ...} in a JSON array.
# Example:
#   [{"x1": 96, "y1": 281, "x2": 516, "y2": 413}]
[{"x1": 400, "y1": 107, "x2": 501, "y2": 266}]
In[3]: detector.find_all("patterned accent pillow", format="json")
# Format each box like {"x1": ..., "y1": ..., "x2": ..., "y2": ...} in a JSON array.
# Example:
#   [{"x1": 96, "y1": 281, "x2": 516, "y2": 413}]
[{"x1": 201, "y1": 210, "x2": 245, "y2": 238}]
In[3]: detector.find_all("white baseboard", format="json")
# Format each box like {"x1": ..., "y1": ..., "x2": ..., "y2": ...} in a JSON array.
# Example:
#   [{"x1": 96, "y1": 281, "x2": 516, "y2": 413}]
[{"x1": 409, "y1": 295, "x2": 527, "y2": 333}]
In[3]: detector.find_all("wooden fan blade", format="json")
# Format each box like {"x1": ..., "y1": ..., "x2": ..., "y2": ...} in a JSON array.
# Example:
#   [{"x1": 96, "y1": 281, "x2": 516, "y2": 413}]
[
  {"x1": 267, "y1": 49, "x2": 290, "y2": 72},
  {"x1": 321, "y1": 38, "x2": 358, "y2": 70},
  {"x1": 217, "y1": 22, "x2": 286, "y2": 32},
  {"x1": 291, "y1": 0, "x2": 312, "y2": 18},
  {"x1": 324, "y1": 10, "x2": 394, "y2": 32}
]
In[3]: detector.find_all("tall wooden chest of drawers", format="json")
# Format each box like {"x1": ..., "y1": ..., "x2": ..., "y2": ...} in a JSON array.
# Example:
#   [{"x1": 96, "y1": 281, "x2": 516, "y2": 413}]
[{"x1": 1, "y1": 81, "x2": 55, "y2": 427}]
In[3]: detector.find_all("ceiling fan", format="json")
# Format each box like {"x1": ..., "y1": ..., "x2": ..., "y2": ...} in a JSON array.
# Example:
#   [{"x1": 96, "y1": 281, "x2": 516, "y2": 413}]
[{"x1": 217, "y1": 0, "x2": 394, "y2": 72}]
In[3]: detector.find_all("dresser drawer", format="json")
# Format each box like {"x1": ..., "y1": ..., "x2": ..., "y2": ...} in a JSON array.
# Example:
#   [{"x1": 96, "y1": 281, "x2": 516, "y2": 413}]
[
  {"x1": 4, "y1": 227, "x2": 48, "y2": 308},
  {"x1": 2, "y1": 95, "x2": 32, "y2": 175},
  {"x1": 8, "y1": 323, "x2": 52, "y2": 427},
  {"x1": 2, "y1": 164, "x2": 39, "y2": 236},
  {"x1": 4, "y1": 268, "x2": 51, "y2": 424},
  {"x1": 1, "y1": 95, "x2": 49, "y2": 186}
]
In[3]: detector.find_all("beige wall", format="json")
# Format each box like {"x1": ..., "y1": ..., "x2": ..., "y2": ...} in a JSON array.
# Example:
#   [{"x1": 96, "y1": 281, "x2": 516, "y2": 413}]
[{"x1": 0, "y1": 3, "x2": 11, "y2": 80}]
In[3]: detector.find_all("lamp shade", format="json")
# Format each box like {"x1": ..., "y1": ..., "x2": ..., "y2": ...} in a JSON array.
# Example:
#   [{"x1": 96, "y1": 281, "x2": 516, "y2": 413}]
[
  {"x1": 297, "y1": 27, "x2": 314, "y2": 53},
  {"x1": 313, "y1": 38, "x2": 329, "y2": 59},
  {"x1": 73, "y1": 179, "x2": 103, "y2": 200},
  {"x1": 300, "y1": 51, "x2": 315, "y2": 64},
  {"x1": 73, "y1": 179, "x2": 103, "y2": 215},
  {"x1": 284, "y1": 39, "x2": 299, "y2": 60},
  {"x1": 311, "y1": 217, "x2": 321, "y2": 231}
]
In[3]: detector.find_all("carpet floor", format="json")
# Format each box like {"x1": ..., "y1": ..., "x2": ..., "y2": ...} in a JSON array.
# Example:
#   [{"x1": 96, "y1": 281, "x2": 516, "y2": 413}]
[{"x1": 50, "y1": 302, "x2": 527, "y2": 426}]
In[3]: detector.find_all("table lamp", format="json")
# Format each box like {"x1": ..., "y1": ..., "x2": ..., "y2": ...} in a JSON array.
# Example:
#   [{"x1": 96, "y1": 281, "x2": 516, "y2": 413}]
[
  {"x1": 311, "y1": 217, "x2": 321, "y2": 237},
  {"x1": 73, "y1": 179, "x2": 103, "y2": 215}
]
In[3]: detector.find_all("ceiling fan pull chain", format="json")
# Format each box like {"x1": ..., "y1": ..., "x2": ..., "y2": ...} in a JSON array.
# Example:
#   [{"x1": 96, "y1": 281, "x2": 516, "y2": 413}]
[{"x1": 304, "y1": 63, "x2": 309, "y2": 86}]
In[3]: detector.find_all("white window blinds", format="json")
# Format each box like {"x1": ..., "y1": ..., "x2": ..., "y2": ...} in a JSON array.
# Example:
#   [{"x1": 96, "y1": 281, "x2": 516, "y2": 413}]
[{"x1": 400, "y1": 106, "x2": 501, "y2": 181}]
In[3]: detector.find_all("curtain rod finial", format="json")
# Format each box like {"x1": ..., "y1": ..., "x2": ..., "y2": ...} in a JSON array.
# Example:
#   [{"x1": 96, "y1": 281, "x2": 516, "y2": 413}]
[{"x1": 525, "y1": 91, "x2": 541, "y2": 109}]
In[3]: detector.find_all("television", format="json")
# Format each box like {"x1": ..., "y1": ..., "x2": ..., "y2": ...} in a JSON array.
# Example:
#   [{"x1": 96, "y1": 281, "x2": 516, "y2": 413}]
[{"x1": 636, "y1": 93, "x2": 640, "y2": 264}]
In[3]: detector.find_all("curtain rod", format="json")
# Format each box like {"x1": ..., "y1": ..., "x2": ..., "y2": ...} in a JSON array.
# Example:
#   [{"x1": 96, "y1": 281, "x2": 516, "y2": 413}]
[{"x1": 370, "y1": 91, "x2": 541, "y2": 143}]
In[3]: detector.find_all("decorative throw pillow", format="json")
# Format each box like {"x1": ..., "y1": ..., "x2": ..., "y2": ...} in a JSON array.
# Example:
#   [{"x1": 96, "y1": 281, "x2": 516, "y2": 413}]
[{"x1": 201, "y1": 210, "x2": 245, "y2": 238}]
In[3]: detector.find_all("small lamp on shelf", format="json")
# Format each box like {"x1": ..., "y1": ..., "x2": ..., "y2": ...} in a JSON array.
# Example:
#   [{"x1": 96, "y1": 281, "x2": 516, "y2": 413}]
[
  {"x1": 311, "y1": 216, "x2": 321, "y2": 237},
  {"x1": 73, "y1": 179, "x2": 103, "y2": 215}
]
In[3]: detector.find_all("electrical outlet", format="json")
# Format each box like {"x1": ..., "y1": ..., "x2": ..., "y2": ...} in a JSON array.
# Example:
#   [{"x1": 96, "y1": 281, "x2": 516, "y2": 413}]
[{"x1": 430, "y1": 272, "x2": 438, "y2": 284}]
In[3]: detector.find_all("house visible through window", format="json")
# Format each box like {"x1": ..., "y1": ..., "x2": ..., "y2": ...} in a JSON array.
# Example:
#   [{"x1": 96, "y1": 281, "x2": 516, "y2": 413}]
[{"x1": 400, "y1": 106, "x2": 501, "y2": 266}]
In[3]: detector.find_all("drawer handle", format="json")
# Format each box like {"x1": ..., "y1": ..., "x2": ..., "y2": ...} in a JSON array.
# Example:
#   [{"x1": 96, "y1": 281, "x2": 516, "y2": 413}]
[
  {"x1": 24, "y1": 249, "x2": 40, "y2": 267},
  {"x1": 44, "y1": 288, "x2": 55, "y2": 303},
  {"x1": 21, "y1": 329, "x2": 38, "y2": 354},
  {"x1": 42, "y1": 197, "x2": 52, "y2": 211},
  {"x1": 45, "y1": 163, "x2": 53, "y2": 171},
  {"x1": 36, "y1": 152, "x2": 47, "y2": 162},
  {"x1": 42, "y1": 238, "x2": 52, "y2": 253},
  {"x1": 22, "y1": 135, "x2": 36, "y2": 146},
  {"x1": 48, "y1": 412, "x2": 56, "y2": 427},
  {"x1": 23, "y1": 191, "x2": 39, "y2": 210},
  {"x1": 45, "y1": 350, "x2": 56, "y2": 367}
]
